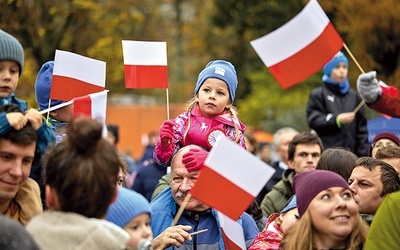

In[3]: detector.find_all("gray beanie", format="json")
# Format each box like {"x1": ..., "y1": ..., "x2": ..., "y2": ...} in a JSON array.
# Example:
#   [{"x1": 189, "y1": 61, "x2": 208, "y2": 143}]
[{"x1": 0, "y1": 29, "x2": 24, "y2": 75}]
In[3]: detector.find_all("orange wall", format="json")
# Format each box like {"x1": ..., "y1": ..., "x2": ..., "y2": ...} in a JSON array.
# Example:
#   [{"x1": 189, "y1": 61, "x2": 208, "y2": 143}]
[{"x1": 106, "y1": 103, "x2": 186, "y2": 160}]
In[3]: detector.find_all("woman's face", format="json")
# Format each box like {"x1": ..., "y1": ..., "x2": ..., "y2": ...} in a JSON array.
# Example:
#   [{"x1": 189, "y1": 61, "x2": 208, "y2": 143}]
[
  {"x1": 124, "y1": 213, "x2": 153, "y2": 250},
  {"x1": 308, "y1": 187, "x2": 359, "y2": 247}
]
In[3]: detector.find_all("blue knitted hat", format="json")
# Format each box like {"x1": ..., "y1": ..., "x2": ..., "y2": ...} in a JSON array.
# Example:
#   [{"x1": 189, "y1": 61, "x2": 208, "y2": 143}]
[
  {"x1": 194, "y1": 60, "x2": 238, "y2": 103},
  {"x1": 280, "y1": 195, "x2": 297, "y2": 214},
  {"x1": 323, "y1": 51, "x2": 348, "y2": 77},
  {"x1": 35, "y1": 61, "x2": 65, "y2": 110},
  {"x1": 106, "y1": 187, "x2": 151, "y2": 228},
  {"x1": 0, "y1": 29, "x2": 24, "y2": 75}
]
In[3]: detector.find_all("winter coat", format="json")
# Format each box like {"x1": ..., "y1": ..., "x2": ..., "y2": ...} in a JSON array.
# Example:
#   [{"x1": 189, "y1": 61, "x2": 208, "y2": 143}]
[
  {"x1": 306, "y1": 84, "x2": 369, "y2": 156},
  {"x1": 26, "y1": 211, "x2": 129, "y2": 250},
  {"x1": 4, "y1": 178, "x2": 42, "y2": 225},
  {"x1": 261, "y1": 169, "x2": 295, "y2": 217},
  {"x1": 154, "y1": 105, "x2": 246, "y2": 166},
  {"x1": 150, "y1": 186, "x2": 259, "y2": 249},
  {"x1": 368, "y1": 85, "x2": 400, "y2": 118}
]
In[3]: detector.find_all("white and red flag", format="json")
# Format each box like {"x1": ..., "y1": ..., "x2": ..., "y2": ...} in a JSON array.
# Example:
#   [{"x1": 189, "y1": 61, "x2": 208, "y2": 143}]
[
  {"x1": 217, "y1": 212, "x2": 246, "y2": 250},
  {"x1": 50, "y1": 50, "x2": 106, "y2": 101},
  {"x1": 250, "y1": 0, "x2": 343, "y2": 89},
  {"x1": 122, "y1": 40, "x2": 168, "y2": 89},
  {"x1": 190, "y1": 136, "x2": 275, "y2": 220},
  {"x1": 73, "y1": 90, "x2": 108, "y2": 136}
]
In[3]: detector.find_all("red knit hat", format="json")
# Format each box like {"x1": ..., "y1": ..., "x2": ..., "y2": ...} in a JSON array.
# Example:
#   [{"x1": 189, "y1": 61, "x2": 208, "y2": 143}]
[
  {"x1": 293, "y1": 170, "x2": 350, "y2": 217},
  {"x1": 369, "y1": 132, "x2": 400, "y2": 156}
]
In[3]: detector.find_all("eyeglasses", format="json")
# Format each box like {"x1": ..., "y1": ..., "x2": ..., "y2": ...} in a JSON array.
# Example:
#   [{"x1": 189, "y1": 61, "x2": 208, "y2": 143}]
[{"x1": 373, "y1": 142, "x2": 397, "y2": 149}]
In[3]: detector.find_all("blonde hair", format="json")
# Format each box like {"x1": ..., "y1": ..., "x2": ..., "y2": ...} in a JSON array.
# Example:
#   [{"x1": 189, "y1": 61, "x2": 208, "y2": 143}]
[
  {"x1": 280, "y1": 210, "x2": 369, "y2": 250},
  {"x1": 184, "y1": 97, "x2": 240, "y2": 144}
]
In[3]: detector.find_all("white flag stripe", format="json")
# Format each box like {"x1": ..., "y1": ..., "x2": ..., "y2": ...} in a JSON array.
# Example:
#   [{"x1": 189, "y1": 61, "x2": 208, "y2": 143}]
[
  {"x1": 122, "y1": 40, "x2": 167, "y2": 65},
  {"x1": 205, "y1": 136, "x2": 275, "y2": 196},
  {"x1": 53, "y1": 50, "x2": 106, "y2": 87},
  {"x1": 217, "y1": 212, "x2": 246, "y2": 249},
  {"x1": 89, "y1": 90, "x2": 107, "y2": 125},
  {"x1": 250, "y1": 0, "x2": 329, "y2": 66}
]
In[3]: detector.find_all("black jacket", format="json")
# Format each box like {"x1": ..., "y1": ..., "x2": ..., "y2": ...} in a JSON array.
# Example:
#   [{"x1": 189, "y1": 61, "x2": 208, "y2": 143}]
[{"x1": 306, "y1": 83, "x2": 369, "y2": 156}]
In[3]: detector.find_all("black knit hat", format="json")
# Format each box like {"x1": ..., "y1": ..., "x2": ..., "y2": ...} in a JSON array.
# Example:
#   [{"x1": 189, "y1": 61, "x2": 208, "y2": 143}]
[{"x1": 0, "y1": 29, "x2": 24, "y2": 75}]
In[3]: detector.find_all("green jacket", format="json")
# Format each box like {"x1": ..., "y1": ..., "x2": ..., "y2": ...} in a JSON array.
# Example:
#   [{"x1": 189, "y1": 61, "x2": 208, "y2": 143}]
[{"x1": 261, "y1": 169, "x2": 295, "y2": 217}]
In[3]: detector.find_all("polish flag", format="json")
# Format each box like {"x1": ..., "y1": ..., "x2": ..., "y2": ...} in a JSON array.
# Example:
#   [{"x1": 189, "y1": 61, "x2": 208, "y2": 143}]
[
  {"x1": 190, "y1": 136, "x2": 275, "y2": 220},
  {"x1": 73, "y1": 90, "x2": 108, "y2": 136},
  {"x1": 217, "y1": 212, "x2": 246, "y2": 250},
  {"x1": 122, "y1": 41, "x2": 168, "y2": 89},
  {"x1": 50, "y1": 50, "x2": 106, "y2": 101},
  {"x1": 250, "y1": 0, "x2": 343, "y2": 89}
]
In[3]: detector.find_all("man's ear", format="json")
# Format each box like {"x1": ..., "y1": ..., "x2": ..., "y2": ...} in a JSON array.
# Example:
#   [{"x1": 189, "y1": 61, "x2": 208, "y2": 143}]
[{"x1": 288, "y1": 160, "x2": 295, "y2": 170}]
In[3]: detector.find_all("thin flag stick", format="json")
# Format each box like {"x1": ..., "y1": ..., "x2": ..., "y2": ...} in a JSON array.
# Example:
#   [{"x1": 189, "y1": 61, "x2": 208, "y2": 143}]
[
  {"x1": 343, "y1": 43, "x2": 365, "y2": 74},
  {"x1": 171, "y1": 193, "x2": 191, "y2": 227},
  {"x1": 157, "y1": 193, "x2": 191, "y2": 250},
  {"x1": 166, "y1": 88, "x2": 170, "y2": 120},
  {"x1": 342, "y1": 43, "x2": 366, "y2": 113}
]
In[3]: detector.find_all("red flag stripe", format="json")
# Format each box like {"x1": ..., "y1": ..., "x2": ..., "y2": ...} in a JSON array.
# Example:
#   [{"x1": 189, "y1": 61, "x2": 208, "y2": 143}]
[
  {"x1": 124, "y1": 65, "x2": 168, "y2": 89},
  {"x1": 269, "y1": 23, "x2": 343, "y2": 89},
  {"x1": 190, "y1": 167, "x2": 254, "y2": 221},
  {"x1": 50, "y1": 75, "x2": 105, "y2": 101},
  {"x1": 73, "y1": 95, "x2": 92, "y2": 117},
  {"x1": 221, "y1": 229, "x2": 243, "y2": 250}
]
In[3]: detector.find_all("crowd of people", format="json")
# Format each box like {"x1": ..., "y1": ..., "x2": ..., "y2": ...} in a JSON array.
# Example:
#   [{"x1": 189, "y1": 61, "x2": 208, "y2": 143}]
[{"x1": 2, "y1": 27, "x2": 400, "y2": 250}]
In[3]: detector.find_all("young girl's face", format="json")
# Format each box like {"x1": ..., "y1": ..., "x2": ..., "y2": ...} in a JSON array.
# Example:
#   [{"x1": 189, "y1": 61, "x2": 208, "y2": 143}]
[
  {"x1": 124, "y1": 213, "x2": 152, "y2": 250},
  {"x1": 0, "y1": 60, "x2": 19, "y2": 98},
  {"x1": 196, "y1": 78, "x2": 231, "y2": 117},
  {"x1": 330, "y1": 63, "x2": 348, "y2": 83}
]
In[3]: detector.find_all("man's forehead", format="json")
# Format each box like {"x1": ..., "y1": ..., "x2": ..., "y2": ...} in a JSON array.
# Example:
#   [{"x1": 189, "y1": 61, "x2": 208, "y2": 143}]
[
  {"x1": 352, "y1": 165, "x2": 381, "y2": 178},
  {"x1": 295, "y1": 143, "x2": 321, "y2": 152}
]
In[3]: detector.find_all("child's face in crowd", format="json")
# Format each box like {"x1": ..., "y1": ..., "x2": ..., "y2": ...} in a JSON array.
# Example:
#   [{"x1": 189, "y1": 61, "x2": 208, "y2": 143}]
[
  {"x1": 330, "y1": 63, "x2": 348, "y2": 83},
  {"x1": 196, "y1": 78, "x2": 231, "y2": 117},
  {"x1": 124, "y1": 213, "x2": 152, "y2": 250},
  {"x1": 0, "y1": 60, "x2": 20, "y2": 98},
  {"x1": 280, "y1": 208, "x2": 299, "y2": 233}
]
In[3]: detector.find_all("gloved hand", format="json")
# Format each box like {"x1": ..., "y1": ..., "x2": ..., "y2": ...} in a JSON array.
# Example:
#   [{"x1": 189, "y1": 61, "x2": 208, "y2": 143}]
[
  {"x1": 182, "y1": 148, "x2": 209, "y2": 172},
  {"x1": 357, "y1": 71, "x2": 382, "y2": 103},
  {"x1": 154, "y1": 120, "x2": 177, "y2": 163},
  {"x1": 159, "y1": 120, "x2": 176, "y2": 146}
]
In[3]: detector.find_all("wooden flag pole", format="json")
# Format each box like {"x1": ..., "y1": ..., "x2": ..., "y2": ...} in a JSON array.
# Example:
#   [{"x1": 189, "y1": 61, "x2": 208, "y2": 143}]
[
  {"x1": 171, "y1": 194, "x2": 191, "y2": 227},
  {"x1": 342, "y1": 43, "x2": 366, "y2": 113}
]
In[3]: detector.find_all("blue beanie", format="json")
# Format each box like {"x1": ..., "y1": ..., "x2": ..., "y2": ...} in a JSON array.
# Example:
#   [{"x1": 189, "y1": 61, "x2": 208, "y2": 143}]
[
  {"x1": 106, "y1": 187, "x2": 151, "y2": 228},
  {"x1": 323, "y1": 51, "x2": 348, "y2": 77},
  {"x1": 194, "y1": 60, "x2": 238, "y2": 103},
  {"x1": 0, "y1": 29, "x2": 24, "y2": 75},
  {"x1": 280, "y1": 195, "x2": 297, "y2": 214},
  {"x1": 35, "y1": 61, "x2": 65, "y2": 110}
]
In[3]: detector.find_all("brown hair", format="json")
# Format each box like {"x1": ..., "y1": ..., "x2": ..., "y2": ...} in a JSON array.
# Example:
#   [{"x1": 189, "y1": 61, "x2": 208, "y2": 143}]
[
  {"x1": 354, "y1": 157, "x2": 400, "y2": 197},
  {"x1": 280, "y1": 210, "x2": 369, "y2": 249},
  {"x1": 375, "y1": 146, "x2": 400, "y2": 160},
  {"x1": 44, "y1": 117, "x2": 121, "y2": 218},
  {"x1": 316, "y1": 148, "x2": 357, "y2": 181}
]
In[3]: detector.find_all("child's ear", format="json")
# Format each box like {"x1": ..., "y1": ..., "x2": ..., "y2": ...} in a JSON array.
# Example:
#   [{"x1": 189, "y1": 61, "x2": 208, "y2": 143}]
[
  {"x1": 49, "y1": 111, "x2": 58, "y2": 117},
  {"x1": 45, "y1": 185, "x2": 59, "y2": 210}
]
